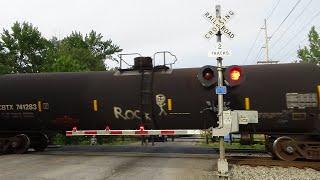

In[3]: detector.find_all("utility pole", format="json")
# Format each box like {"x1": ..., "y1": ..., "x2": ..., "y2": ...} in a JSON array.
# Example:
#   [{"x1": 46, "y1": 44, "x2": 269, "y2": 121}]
[
  {"x1": 257, "y1": 19, "x2": 279, "y2": 64},
  {"x1": 263, "y1": 19, "x2": 270, "y2": 63}
]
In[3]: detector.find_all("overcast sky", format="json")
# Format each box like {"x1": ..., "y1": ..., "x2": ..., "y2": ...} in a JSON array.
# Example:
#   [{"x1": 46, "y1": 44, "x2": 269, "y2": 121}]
[{"x1": 1, "y1": 0, "x2": 319, "y2": 68}]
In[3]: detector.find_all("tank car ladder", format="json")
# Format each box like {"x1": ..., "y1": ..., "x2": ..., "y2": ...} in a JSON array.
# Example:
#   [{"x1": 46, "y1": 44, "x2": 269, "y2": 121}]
[{"x1": 139, "y1": 69, "x2": 156, "y2": 130}]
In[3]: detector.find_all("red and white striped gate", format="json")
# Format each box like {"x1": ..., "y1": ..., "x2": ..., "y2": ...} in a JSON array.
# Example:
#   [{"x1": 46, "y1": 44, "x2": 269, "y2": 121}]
[{"x1": 66, "y1": 126, "x2": 206, "y2": 137}]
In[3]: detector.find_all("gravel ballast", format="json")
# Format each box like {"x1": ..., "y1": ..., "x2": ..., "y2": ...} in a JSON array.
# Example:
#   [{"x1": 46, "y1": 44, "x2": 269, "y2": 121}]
[{"x1": 230, "y1": 165, "x2": 320, "y2": 180}]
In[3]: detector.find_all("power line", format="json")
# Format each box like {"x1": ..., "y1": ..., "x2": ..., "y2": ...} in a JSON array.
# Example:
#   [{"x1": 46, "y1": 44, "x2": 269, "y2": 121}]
[
  {"x1": 272, "y1": 10, "x2": 320, "y2": 59},
  {"x1": 281, "y1": 37, "x2": 308, "y2": 60},
  {"x1": 253, "y1": 47, "x2": 263, "y2": 64},
  {"x1": 243, "y1": 29, "x2": 262, "y2": 64},
  {"x1": 273, "y1": 12, "x2": 320, "y2": 59},
  {"x1": 270, "y1": 0, "x2": 302, "y2": 38},
  {"x1": 270, "y1": 0, "x2": 313, "y2": 49},
  {"x1": 281, "y1": 26, "x2": 320, "y2": 60},
  {"x1": 243, "y1": 0, "x2": 281, "y2": 64},
  {"x1": 266, "y1": 0, "x2": 281, "y2": 20}
]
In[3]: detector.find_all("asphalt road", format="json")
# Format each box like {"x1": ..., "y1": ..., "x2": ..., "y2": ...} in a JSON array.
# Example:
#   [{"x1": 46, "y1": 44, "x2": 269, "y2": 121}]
[{"x1": 0, "y1": 139, "x2": 220, "y2": 180}]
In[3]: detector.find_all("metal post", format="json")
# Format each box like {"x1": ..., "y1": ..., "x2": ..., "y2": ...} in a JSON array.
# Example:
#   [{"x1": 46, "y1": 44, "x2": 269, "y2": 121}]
[{"x1": 216, "y1": 4, "x2": 228, "y2": 177}]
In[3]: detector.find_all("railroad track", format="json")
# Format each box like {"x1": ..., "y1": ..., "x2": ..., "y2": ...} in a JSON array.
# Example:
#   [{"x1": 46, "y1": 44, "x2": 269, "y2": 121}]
[
  {"x1": 47, "y1": 144, "x2": 266, "y2": 152},
  {"x1": 228, "y1": 156, "x2": 320, "y2": 171},
  {"x1": 212, "y1": 148, "x2": 266, "y2": 154}
]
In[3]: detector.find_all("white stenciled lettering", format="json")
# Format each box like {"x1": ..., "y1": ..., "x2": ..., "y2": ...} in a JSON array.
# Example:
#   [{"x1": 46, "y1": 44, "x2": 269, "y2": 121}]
[
  {"x1": 16, "y1": 104, "x2": 38, "y2": 111},
  {"x1": 16, "y1": 104, "x2": 22, "y2": 110},
  {"x1": 8, "y1": 105, "x2": 13, "y2": 110},
  {"x1": 0, "y1": 104, "x2": 37, "y2": 111},
  {"x1": 0, "y1": 105, "x2": 14, "y2": 111},
  {"x1": 23, "y1": 104, "x2": 28, "y2": 110}
]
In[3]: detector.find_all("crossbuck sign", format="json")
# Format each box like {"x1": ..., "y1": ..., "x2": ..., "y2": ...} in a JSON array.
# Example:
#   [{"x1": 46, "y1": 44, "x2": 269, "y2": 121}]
[{"x1": 203, "y1": 10, "x2": 235, "y2": 40}]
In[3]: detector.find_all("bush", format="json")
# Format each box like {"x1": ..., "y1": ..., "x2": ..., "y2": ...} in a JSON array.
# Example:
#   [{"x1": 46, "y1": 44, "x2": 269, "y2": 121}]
[{"x1": 51, "y1": 133, "x2": 138, "y2": 145}]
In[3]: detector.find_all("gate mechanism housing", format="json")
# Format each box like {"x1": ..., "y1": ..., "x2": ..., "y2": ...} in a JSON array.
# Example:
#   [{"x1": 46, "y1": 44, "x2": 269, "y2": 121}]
[{"x1": 212, "y1": 110, "x2": 258, "y2": 137}]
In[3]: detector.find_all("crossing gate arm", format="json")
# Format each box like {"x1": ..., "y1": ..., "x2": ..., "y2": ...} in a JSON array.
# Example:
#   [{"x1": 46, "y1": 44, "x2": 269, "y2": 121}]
[{"x1": 66, "y1": 128, "x2": 205, "y2": 137}]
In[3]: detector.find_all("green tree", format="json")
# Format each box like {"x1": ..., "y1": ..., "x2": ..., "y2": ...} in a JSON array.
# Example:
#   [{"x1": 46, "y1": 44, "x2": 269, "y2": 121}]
[
  {"x1": 297, "y1": 26, "x2": 320, "y2": 65},
  {"x1": 50, "y1": 31, "x2": 122, "y2": 72},
  {"x1": 0, "y1": 22, "x2": 52, "y2": 73},
  {"x1": 0, "y1": 22, "x2": 121, "y2": 73},
  {"x1": 0, "y1": 40, "x2": 10, "y2": 74}
]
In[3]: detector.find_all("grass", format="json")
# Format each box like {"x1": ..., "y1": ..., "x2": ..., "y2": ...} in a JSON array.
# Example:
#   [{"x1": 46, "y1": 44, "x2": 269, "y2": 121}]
[
  {"x1": 102, "y1": 137, "x2": 139, "y2": 145},
  {"x1": 198, "y1": 141, "x2": 265, "y2": 150},
  {"x1": 52, "y1": 133, "x2": 139, "y2": 146},
  {"x1": 53, "y1": 132, "x2": 266, "y2": 150},
  {"x1": 198, "y1": 134, "x2": 266, "y2": 150}
]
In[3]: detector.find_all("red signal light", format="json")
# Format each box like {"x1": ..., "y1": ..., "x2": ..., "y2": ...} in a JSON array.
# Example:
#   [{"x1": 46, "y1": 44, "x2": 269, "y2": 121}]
[
  {"x1": 225, "y1": 65, "x2": 245, "y2": 87},
  {"x1": 230, "y1": 68, "x2": 241, "y2": 81},
  {"x1": 197, "y1": 65, "x2": 217, "y2": 88},
  {"x1": 203, "y1": 68, "x2": 214, "y2": 80}
]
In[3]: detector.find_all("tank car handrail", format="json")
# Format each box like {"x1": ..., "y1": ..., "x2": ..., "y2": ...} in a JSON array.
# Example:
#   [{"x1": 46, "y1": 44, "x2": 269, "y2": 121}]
[
  {"x1": 153, "y1": 51, "x2": 178, "y2": 69},
  {"x1": 118, "y1": 53, "x2": 142, "y2": 69}
]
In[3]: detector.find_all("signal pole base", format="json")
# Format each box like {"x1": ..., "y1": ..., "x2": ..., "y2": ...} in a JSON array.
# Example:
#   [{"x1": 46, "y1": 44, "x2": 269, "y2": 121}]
[{"x1": 217, "y1": 158, "x2": 229, "y2": 177}]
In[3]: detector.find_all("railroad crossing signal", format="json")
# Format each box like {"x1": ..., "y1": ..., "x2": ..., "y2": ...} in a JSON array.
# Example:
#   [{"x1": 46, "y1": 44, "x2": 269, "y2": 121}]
[
  {"x1": 203, "y1": 10, "x2": 236, "y2": 40},
  {"x1": 202, "y1": 5, "x2": 237, "y2": 177}
]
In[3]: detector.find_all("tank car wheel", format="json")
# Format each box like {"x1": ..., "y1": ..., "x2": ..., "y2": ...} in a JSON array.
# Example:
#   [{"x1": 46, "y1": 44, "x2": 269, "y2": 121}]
[
  {"x1": 273, "y1": 136, "x2": 300, "y2": 161},
  {"x1": 265, "y1": 136, "x2": 277, "y2": 158},
  {"x1": 266, "y1": 141, "x2": 276, "y2": 158},
  {"x1": 0, "y1": 139, "x2": 11, "y2": 154},
  {"x1": 11, "y1": 134, "x2": 31, "y2": 154},
  {"x1": 33, "y1": 134, "x2": 49, "y2": 152}
]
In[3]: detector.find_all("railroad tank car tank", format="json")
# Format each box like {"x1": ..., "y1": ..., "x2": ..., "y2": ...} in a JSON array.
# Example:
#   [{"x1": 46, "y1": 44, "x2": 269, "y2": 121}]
[
  {"x1": 0, "y1": 57, "x2": 217, "y2": 153},
  {"x1": 230, "y1": 63, "x2": 320, "y2": 135},
  {"x1": 0, "y1": 58, "x2": 216, "y2": 132},
  {"x1": 222, "y1": 63, "x2": 320, "y2": 161}
]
